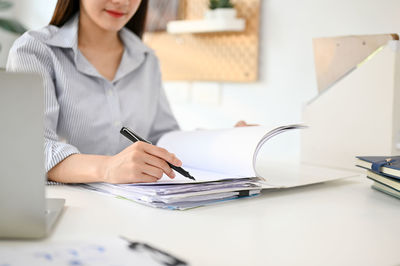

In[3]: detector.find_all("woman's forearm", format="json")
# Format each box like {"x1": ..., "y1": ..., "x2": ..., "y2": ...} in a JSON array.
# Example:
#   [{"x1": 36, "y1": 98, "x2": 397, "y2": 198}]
[
  {"x1": 48, "y1": 142, "x2": 181, "y2": 184},
  {"x1": 47, "y1": 154, "x2": 109, "y2": 183}
]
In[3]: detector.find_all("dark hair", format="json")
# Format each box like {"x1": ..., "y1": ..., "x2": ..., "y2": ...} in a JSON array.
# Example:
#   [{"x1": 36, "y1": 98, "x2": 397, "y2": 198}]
[{"x1": 49, "y1": 0, "x2": 149, "y2": 39}]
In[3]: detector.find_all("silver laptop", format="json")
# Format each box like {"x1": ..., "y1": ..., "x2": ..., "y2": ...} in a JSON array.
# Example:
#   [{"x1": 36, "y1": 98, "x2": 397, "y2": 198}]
[{"x1": 0, "y1": 72, "x2": 64, "y2": 239}]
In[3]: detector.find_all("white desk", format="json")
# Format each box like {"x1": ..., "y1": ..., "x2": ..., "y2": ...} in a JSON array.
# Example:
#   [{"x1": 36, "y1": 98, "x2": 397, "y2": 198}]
[{"x1": 1, "y1": 176, "x2": 400, "y2": 266}]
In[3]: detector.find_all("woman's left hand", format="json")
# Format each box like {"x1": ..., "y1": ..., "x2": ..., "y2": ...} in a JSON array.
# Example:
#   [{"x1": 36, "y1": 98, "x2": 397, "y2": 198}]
[{"x1": 234, "y1": 120, "x2": 259, "y2": 127}]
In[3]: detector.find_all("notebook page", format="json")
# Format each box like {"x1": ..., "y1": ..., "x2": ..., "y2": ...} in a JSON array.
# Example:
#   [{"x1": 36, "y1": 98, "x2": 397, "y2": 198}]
[
  {"x1": 157, "y1": 126, "x2": 273, "y2": 178},
  {"x1": 156, "y1": 166, "x2": 243, "y2": 183}
]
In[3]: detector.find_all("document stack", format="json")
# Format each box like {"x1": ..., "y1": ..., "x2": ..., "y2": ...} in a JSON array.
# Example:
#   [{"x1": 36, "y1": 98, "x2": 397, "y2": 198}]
[
  {"x1": 82, "y1": 177, "x2": 262, "y2": 210},
  {"x1": 81, "y1": 125, "x2": 352, "y2": 210},
  {"x1": 356, "y1": 156, "x2": 400, "y2": 199},
  {"x1": 82, "y1": 125, "x2": 299, "y2": 210}
]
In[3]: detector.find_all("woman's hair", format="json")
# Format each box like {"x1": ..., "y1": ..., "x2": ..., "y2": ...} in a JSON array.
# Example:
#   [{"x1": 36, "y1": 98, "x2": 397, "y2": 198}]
[{"x1": 49, "y1": 0, "x2": 149, "y2": 39}]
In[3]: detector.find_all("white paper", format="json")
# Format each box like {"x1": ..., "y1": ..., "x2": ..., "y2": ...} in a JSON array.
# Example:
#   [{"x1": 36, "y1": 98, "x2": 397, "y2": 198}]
[
  {"x1": 157, "y1": 126, "x2": 275, "y2": 177},
  {"x1": 156, "y1": 166, "x2": 243, "y2": 184},
  {"x1": 258, "y1": 162, "x2": 359, "y2": 188},
  {"x1": 0, "y1": 238, "x2": 184, "y2": 266}
]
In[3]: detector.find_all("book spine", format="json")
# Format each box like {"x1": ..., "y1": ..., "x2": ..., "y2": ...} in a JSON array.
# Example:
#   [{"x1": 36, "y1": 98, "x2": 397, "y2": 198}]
[{"x1": 393, "y1": 40, "x2": 400, "y2": 154}]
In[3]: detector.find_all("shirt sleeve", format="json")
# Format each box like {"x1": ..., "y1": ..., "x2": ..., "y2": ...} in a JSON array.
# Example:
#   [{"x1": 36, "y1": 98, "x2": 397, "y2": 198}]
[
  {"x1": 6, "y1": 34, "x2": 80, "y2": 172},
  {"x1": 148, "y1": 60, "x2": 180, "y2": 144}
]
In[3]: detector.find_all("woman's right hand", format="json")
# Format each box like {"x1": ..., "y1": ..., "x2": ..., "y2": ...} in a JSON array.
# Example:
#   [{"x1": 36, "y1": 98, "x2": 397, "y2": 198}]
[{"x1": 103, "y1": 142, "x2": 182, "y2": 184}]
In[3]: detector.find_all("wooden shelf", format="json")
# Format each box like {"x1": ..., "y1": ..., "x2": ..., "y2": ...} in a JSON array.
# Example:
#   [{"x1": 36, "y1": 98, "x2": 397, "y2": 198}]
[
  {"x1": 144, "y1": 0, "x2": 260, "y2": 82},
  {"x1": 166, "y1": 18, "x2": 246, "y2": 34}
]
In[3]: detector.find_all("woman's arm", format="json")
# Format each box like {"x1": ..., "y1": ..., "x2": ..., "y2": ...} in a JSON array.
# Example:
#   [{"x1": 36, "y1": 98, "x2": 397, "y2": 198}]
[
  {"x1": 7, "y1": 35, "x2": 182, "y2": 184},
  {"x1": 48, "y1": 141, "x2": 182, "y2": 184},
  {"x1": 7, "y1": 34, "x2": 81, "y2": 173},
  {"x1": 48, "y1": 154, "x2": 108, "y2": 183}
]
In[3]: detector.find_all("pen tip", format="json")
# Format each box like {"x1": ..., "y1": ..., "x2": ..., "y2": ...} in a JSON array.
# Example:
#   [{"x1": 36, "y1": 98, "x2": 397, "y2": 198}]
[{"x1": 185, "y1": 172, "x2": 195, "y2": 180}]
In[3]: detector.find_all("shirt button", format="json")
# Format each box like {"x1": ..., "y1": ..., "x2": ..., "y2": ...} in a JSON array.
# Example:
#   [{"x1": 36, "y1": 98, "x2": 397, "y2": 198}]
[
  {"x1": 107, "y1": 89, "x2": 113, "y2": 96},
  {"x1": 114, "y1": 121, "x2": 121, "y2": 127}
]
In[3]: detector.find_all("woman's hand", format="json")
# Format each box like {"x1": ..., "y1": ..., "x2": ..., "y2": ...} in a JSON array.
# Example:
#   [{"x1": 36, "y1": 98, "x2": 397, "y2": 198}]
[
  {"x1": 234, "y1": 120, "x2": 259, "y2": 127},
  {"x1": 103, "y1": 142, "x2": 182, "y2": 184}
]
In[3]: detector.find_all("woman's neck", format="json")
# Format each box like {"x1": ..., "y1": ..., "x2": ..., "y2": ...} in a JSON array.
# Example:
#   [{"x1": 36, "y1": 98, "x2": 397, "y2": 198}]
[{"x1": 78, "y1": 13, "x2": 122, "y2": 51}]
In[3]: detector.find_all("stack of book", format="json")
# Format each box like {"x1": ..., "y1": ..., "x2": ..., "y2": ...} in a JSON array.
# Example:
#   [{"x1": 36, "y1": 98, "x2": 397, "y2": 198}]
[{"x1": 356, "y1": 156, "x2": 400, "y2": 199}]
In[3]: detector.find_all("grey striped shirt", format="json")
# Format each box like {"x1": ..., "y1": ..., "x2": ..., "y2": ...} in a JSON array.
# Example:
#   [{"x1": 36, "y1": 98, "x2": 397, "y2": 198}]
[{"x1": 6, "y1": 14, "x2": 179, "y2": 172}]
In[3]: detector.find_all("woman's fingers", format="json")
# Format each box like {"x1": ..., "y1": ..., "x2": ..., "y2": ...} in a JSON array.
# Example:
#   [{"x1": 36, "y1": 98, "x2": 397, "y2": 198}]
[
  {"x1": 235, "y1": 120, "x2": 247, "y2": 127},
  {"x1": 131, "y1": 173, "x2": 159, "y2": 183},
  {"x1": 140, "y1": 153, "x2": 175, "y2": 179},
  {"x1": 107, "y1": 142, "x2": 181, "y2": 183},
  {"x1": 136, "y1": 142, "x2": 182, "y2": 167},
  {"x1": 234, "y1": 120, "x2": 259, "y2": 127},
  {"x1": 141, "y1": 162, "x2": 175, "y2": 179}
]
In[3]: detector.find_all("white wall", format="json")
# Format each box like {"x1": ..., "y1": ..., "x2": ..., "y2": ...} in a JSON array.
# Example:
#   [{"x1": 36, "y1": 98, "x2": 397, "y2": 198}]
[
  {"x1": 14, "y1": 0, "x2": 57, "y2": 30},
  {"x1": 11, "y1": 0, "x2": 400, "y2": 132},
  {"x1": 0, "y1": 0, "x2": 57, "y2": 66},
  {"x1": 165, "y1": 0, "x2": 400, "y2": 131},
  {"x1": 0, "y1": 1, "x2": 17, "y2": 67}
]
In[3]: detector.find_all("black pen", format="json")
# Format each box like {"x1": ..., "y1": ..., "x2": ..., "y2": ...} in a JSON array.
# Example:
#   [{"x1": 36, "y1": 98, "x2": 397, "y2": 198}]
[
  {"x1": 120, "y1": 236, "x2": 188, "y2": 266},
  {"x1": 120, "y1": 127, "x2": 195, "y2": 181}
]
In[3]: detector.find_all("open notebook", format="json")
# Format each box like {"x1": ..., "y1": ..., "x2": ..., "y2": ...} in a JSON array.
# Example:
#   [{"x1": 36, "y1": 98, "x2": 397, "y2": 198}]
[
  {"x1": 83, "y1": 124, "x2": 356, "y2": 209},
  {"x1": 155, "y1": 124, "x2": 354, "y2": 186},
  {"x1": 155, "y1": 124, "x2": 305, "y2": 183}
]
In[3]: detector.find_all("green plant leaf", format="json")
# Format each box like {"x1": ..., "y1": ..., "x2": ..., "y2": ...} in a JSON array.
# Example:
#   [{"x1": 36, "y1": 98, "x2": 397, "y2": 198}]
[
  {"x1": 209, "y1": 0, "x2": 219, "y2": 10},
  {"x1": 0, "y1": 18, "x2": 27, "y2": 35},
  {"x1": 0, "y1": 0, "x2": 13, "y2": 10},
  {"x1": 218, "y1": 0, "x2": 234, "y2": 8}
]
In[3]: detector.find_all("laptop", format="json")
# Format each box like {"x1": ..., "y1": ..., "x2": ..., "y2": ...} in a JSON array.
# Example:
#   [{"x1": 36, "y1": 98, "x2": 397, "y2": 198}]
[{"x1": 0, "y1": 72, "x2": 65, "y2": 239}]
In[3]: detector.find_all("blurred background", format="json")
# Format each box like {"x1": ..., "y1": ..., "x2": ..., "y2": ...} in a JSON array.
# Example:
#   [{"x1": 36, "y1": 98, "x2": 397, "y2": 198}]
[{"x1": 1, "y1": 0, "x2": 399, "y2": 159}]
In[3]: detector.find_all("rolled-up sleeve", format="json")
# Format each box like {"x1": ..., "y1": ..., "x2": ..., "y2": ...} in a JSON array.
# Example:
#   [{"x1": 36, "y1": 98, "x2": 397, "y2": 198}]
[
  {"x1": 148, "y1": 62, "x2": 180, "y2": 144},
  {"x1": 6, "y1": 35, "x2": 80, "y2": 172}
]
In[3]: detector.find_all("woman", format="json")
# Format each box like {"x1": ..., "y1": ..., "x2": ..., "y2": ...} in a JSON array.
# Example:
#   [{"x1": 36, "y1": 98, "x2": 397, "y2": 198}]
[
  {"x1": 7, "y1": 0, "x2": 250, "y2": 184},
  {"x1": 7, "y1": 0, "x2": 184, "y2": 184}
]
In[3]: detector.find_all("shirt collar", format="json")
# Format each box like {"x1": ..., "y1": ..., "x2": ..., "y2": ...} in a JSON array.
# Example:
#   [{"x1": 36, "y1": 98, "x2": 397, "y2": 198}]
[
  {"x1": 114, "y1": 27, "x2": 151, "y2": 82},
  {"x1": 45, "y1": 13, "x2": 152, "y2": 82},
  {"x1": 45, "y1": 13, "x2": 79, "y2": 49}
]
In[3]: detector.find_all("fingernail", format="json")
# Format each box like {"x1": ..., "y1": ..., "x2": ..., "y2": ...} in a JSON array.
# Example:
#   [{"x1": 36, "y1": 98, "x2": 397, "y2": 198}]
[{"x1": 171, "y1": 171, "x2": 175, "y2": 178}]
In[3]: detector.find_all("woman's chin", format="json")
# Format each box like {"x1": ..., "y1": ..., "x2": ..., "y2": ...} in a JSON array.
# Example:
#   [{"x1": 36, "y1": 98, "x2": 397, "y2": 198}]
[{"x1": 98, "y1": 21, "x2": 126, "y2": 32}]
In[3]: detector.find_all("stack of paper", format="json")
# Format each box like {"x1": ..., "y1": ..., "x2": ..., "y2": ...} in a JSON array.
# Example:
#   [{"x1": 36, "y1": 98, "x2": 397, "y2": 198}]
[
  {"x1": 81, "y1": 125, "x2": 354, "y2": 210},
  {"x1": 83, "y1": 178, "x2": 262, "y2": 210}
]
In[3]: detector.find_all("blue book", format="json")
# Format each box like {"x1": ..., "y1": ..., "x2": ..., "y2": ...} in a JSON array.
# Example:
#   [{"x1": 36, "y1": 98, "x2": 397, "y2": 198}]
[
  {"x1": 356, "y1": 155, "x2": 400, "y2": 179},
  {"x1": 371, "y1": 181, "x2": 400, "y2": 199},
  {"x1": 366, "y1": 170, "x2": 400, "y2": 192}
]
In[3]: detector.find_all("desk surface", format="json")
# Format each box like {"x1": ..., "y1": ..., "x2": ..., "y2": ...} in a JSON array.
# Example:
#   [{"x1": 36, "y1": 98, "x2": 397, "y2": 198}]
[{"x1": 1, "y1": 176, "x2": 400, "y2": 266}]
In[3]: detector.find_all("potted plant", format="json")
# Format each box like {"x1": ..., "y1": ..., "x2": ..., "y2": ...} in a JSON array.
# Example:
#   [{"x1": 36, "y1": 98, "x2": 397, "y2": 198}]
[
  {"x1": 215, "y1": 0, "x2": 236, "y2": 20},
  {"x1": 205, "y1": 0, "x2": 219, "y2": 20},
  {"x1": 205, "y1": 0, "x2": 237, "y2": 20},
  {"x1": 0, "y1": 0, "x2": 27, "y2": 67}
]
